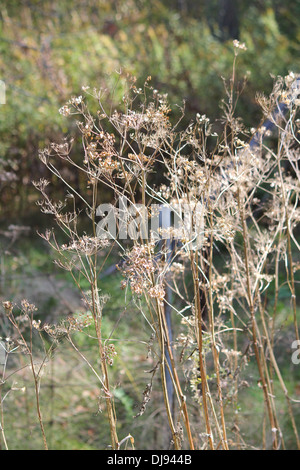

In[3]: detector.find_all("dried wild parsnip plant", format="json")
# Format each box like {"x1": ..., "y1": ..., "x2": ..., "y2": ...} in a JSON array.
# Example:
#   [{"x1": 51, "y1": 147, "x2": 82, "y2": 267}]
[{"x1": 2, "y1": 46, "x2": 300, "y2": 450}]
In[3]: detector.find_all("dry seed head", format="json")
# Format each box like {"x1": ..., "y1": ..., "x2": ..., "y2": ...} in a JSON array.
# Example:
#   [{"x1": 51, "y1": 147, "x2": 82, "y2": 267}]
[{"x1": 3, "y1": 301, "x2": 13, "y2": 315}]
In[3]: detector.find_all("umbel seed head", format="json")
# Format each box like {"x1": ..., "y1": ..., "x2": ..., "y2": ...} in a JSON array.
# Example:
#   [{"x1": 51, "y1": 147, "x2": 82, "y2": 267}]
[{"x1": 2, "y1": 301, "x2": 13, "y2": 316}]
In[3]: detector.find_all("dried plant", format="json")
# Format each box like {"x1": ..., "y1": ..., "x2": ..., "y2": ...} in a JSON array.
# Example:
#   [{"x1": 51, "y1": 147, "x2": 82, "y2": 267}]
[{"x1": 3, "y1": 46, "x2": 300, "y2": 450}]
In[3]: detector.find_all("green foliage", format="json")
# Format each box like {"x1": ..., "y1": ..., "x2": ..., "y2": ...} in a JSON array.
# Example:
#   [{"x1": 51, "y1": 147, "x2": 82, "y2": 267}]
[{"x1": 0, "y1": 0, "x2": 299, "y2": 216}]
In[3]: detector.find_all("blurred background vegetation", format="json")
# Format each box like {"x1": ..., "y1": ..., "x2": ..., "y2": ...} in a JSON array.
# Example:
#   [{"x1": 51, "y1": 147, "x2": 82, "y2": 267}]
[
  {"x1": 0, "y1": 0, "x2": 299, "y2": 450},
  {"x1": 0, "y1": 0, "x2": 299, "y2": 219}
]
